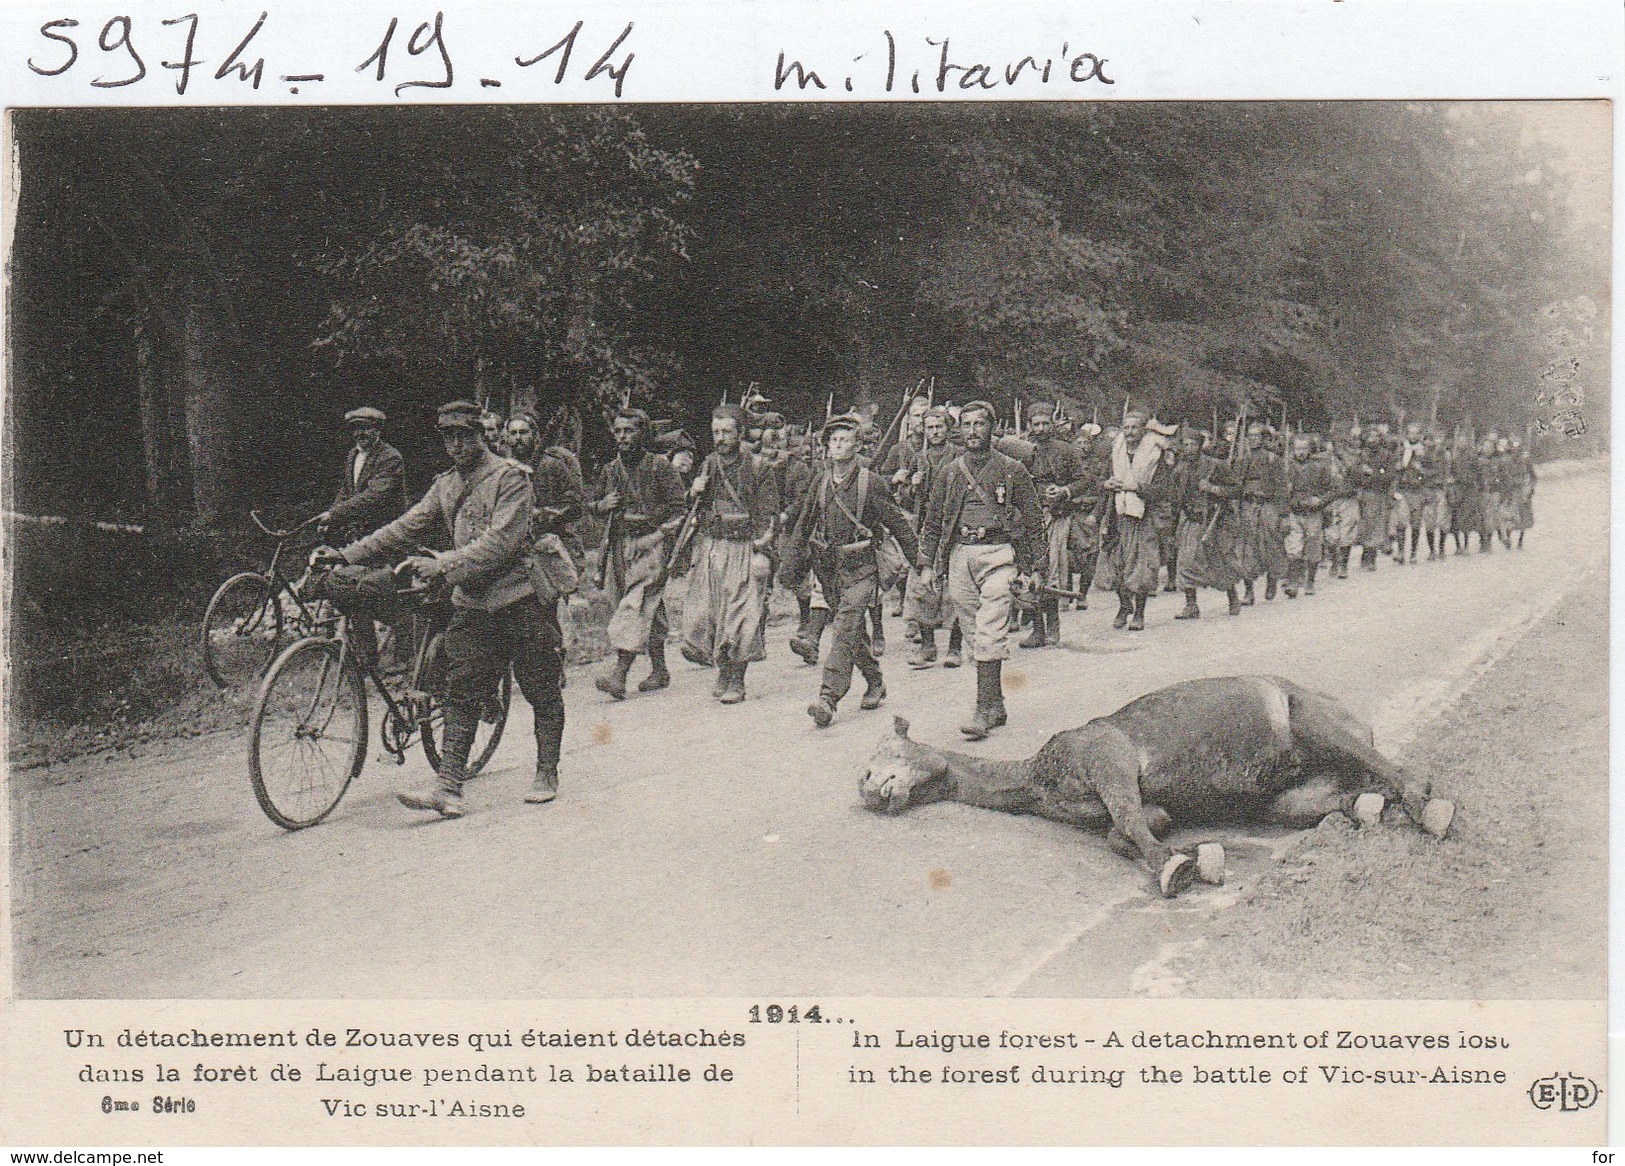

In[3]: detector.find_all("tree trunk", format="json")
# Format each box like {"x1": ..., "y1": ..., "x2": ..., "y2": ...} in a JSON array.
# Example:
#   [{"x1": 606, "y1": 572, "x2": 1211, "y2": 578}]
[
  {"x1": 133, "y1": 316, "x2": 180, "y2": 533},
  {"x1": 180, "y1": 293, "x2": 239, "y2": 530}
]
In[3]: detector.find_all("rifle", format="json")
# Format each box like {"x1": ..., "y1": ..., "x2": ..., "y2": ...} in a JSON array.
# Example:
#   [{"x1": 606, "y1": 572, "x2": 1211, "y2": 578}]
[
  {"x1": 874, "y1": 377, "x2": 928, "y2": 462},
  {"x1": 1201, "y1": 401, "x2": 1246, "y2": 544},
  {"x1": 649, "y1": 491, "x2": 705, "y2": 594},
  {"x1": 594, "y1": 458, "x2": 632, "y2": 590},
  {"x1": 595, "y1": 508, "x2": 619, "y2": 591}
]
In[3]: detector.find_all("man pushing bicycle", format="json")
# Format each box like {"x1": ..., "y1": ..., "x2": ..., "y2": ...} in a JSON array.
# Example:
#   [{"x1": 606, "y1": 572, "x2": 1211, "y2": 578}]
[{"x1": 317, "y1": 399, "x2": 566, "y2": 819}]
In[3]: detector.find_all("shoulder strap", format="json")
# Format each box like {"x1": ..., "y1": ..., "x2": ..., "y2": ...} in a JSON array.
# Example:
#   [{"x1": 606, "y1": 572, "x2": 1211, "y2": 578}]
[
  {"x1": 956, "y1": 455, "x2": 1002, "y2": 514},
  {"x1": 445, "y1": 460, "x2": 502, "y2": 536}
]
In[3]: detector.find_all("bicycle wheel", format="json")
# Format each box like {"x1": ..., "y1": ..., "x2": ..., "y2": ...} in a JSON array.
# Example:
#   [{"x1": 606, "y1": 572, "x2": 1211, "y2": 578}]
[
  {"x1": 416, "y1": 634, "x2": 512, "y2": 778},
  {"x1": 202, "y1": 572, "x2": 284, "y2": 689},
  {"x1": 248, "y1": 637, "x2": 368, "y2": 829}
]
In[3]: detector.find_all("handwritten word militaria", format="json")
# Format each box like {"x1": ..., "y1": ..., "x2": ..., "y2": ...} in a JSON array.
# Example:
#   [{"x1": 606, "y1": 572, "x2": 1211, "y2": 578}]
[{"x1": 776, "y1": 31, "x2": 1114, "y2": 94}]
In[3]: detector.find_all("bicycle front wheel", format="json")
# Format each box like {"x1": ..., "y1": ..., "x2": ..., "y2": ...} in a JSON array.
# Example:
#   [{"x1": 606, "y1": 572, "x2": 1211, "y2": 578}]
[
  {"x1": 202, "y1": 572, "x2": 284, "y2": 689},
  {"x1": 248, "y1": 637, "x2": 368, "y2": 829},
  {"x1": 416, "y1": 634, "x2": 512, "y2": 778}
]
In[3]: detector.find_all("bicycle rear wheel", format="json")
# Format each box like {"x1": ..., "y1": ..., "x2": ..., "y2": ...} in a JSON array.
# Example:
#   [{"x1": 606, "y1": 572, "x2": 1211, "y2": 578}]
[
  {"x1": 202, "y1": 572, "x2": 284, "y2": 689},
  {"x1": 248, "y1": 637, "x2": 367, "y2": 829},
  {"x1": 416, "y1": 633, "x2": 512, "y2": 778}
]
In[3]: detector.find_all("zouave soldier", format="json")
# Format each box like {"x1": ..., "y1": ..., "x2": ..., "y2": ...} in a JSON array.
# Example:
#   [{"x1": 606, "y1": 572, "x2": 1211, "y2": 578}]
[
  {"x1": 917, "y1": 400, "x2": 1043, "y2": 739},
  {"x1": 1020, "y1": 401, "x2": 1090, "y2": 648},
  {"x1": 592, "y1": 407, "x2": 688, "y2": 700},
  {"x1": 779, "y1": 414, "x2": 919, "y2": 728},
  {"x1": 680, "y1": 404, "x2": 780, "y2": 704},
  {"x1": 1171, "y1": 427, "x2": 1242, "y2": 619}
]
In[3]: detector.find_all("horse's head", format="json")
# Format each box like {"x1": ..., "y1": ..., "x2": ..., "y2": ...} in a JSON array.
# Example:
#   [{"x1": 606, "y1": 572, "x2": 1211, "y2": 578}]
[{"x1": 859, "y1": 716, "x2": 952, "y2": 813}]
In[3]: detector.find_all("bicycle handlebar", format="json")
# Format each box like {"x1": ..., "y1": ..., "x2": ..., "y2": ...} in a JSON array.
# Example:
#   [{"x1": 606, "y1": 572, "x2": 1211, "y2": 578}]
[{"x1": 250, "y1": 510, "x2": 326, "y2": 540}]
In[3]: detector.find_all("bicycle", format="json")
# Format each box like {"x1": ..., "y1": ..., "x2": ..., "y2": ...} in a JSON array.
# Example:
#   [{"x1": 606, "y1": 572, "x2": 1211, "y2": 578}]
[
  {"x1": 201, "y1": 511, "x2": 332, "y2": 689},
  {"x1": 246, "y1": 555, "x2": 511, "y2": 830}
]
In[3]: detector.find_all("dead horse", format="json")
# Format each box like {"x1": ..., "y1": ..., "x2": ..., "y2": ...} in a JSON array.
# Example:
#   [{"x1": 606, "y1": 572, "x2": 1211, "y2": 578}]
[{"x1": 859, "y1": 675, "x2": 1455, "y2": 897}]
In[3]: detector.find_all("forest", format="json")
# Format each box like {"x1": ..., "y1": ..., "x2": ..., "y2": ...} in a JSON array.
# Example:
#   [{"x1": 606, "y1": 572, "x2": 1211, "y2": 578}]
[{"x1": 7, "y1": 100, "x2": 1608, "y2": 533}]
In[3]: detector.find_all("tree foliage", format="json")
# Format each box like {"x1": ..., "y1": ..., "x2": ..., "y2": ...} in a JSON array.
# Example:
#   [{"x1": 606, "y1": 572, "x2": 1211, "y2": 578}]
[{"x1": 9, "y1": 102, "x2": 1605, "y2": 529}]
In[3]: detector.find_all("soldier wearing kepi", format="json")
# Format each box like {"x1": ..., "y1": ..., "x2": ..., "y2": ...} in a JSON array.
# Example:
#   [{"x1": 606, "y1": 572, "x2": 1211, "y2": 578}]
[
  {"x1": 592, "y1": 407, "x2": 688, "y2": 700},
  {"x1": 326, "y1": 400, "x2": 566, "y2": 816},
  {"x1": 780, "y1": 414, "x2": 919, "y2": 728},
  {"x1": 681, "y1": 404, "x2": 780, "y2": 704},
  {"x1": 917, "y1": 400, "x2": 1043, "y2": 740},
  {"x1": 1020, "y1": 401, "x2": 1090, "y2": 649}
]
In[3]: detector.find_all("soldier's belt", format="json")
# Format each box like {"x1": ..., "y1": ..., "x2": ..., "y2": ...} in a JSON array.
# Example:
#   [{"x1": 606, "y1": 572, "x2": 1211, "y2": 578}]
[{"x1": 958, "y1": 525, "x2": 1010, "y2": 543}]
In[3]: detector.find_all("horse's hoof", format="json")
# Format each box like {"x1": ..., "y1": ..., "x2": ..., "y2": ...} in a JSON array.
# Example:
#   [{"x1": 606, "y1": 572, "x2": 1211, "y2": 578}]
[
  {"x1": 1421, "y1": 798, "x2": 1455, "y2": 839},
  {"x1": 1158, "y1": 853, "x2": 1197, "y2": 898},
  {"x1": 1352, "y1": 793, "x2": 1385, "y2": 828},
  {"x1": 1195, "y1": 843, "x2": 1226, "y2": 886}
]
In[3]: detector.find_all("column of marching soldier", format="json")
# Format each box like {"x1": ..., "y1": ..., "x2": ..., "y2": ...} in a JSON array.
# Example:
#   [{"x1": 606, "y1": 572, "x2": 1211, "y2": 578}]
[{"x1": 318, "y1": 397, "x2": 1538, "y2": 821}]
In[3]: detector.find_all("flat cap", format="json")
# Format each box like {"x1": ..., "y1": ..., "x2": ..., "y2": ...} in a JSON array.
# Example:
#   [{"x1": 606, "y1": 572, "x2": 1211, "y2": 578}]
[{"x1": 344, "y1": 406, "x2": 386, "y2": 426}]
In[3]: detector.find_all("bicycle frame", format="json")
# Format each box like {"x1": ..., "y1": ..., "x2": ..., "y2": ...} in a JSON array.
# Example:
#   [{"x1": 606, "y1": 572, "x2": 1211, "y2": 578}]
[{"x1": 327, "y1": 600, "x2": 450, "y2": 763}]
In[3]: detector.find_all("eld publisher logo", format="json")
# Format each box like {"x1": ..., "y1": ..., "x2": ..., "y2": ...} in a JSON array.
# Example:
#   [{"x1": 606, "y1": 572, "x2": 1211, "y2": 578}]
[{"x1": 1527, "y1": 1072, "x2": 1600, "y2": 1112}]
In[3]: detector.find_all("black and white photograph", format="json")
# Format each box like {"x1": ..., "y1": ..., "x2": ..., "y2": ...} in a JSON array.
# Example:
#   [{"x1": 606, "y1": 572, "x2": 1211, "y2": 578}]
[{"x1": 6, "y1": 96, "x2": 1608, "y2": 1016}]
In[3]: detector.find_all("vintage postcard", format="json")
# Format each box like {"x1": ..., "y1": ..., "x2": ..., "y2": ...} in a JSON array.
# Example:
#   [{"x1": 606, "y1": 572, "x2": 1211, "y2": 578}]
[{"x1": 0, "y1": 0, "x2": 1616, "y2": 1152}]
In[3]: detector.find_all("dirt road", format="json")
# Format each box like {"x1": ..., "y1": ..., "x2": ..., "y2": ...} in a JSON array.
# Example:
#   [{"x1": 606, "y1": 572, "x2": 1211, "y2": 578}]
[{"x1": 9, "y1": 468, "x2": 1607, "y2": 1000}]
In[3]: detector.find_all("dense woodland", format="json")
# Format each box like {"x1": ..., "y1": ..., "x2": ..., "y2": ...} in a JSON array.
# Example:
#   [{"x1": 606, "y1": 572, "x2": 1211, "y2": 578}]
[{"x1": 7, "y1": 102, "x2": 1608, "y2": 532}]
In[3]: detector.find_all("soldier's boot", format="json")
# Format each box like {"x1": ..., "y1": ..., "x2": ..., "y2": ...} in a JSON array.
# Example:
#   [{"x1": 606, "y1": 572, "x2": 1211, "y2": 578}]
[
  {"x1": 943, "y1": 623, "x2": 964, "y2": 668},
  {"x1": 904, "y1": 618, "x2": 921, "y2": 645},
  {"x1": 790, "y1": 609, "x2": 829, "y2": 665},
  {"x1": 859, "y1": 676, "x2": 887, "y2": 711},
  {"x1": 1337, "y1": 548, "x2": 1350, "y2": 579},
  {"x1": 720, "y1": 661, "x2": 748, "y2": 705},
  {"x1": 526, "y1": 716, "x2": 560, "y2": 804},
  {"x1": 1517, "y1": 529, "x2": 1525, "y2": 549},
  {"x1": 1226, "y1": 586, "x2": 1241, "y2": 617},
  {"x1": 1174, "y1": 589, "x2": 1201, "y2": 620},
  {"x1": 1408, "y1": 528, "x2": 1420, "y2": 563},
  {"x1": 594, "y1": 651, "x2": 636, "y2": 700},
  {"x1": 1241, "y1": 580, "x2": 1256, "y2": 605},
  {"x1": 1044, "y1": 598, "x2": 1063, "y2": 646},
  {"x1": 1019, "y1": 603, "x2": 1048, "y2": 648},
  {"x1": 1424, "y1": 531, "x2": 1436, "y2": 560},
  {"x1": 869, "y1": 605, "x2": 887, "y2": 658},
  {"x1": 711, "y1": 646, "x2": 731, "y2": 700},
  {"x1": 1112, "y1": 590, "x2": 1133, "y2": 629},
  {"x1": 908, "y1": 628, "x2": 938, "y2": 669},
  {"x1": 960, "y1": 660, "x2": 1003, "y2": 740},
  {"x1": 807, "y1": 694, "x2": 836, "y2": 728},
  {"x1": 1265, "y1": 575, "x2": 1278, "y2": 601},
  {"x1": 1305, "y1": 563, "x2": 1318, "y2": 596},
  {"x1": 796, "y1": 596, "x2": 812, "y2": 635},
  {"x1": 1161, "y1": 565, "x2": 1178, "y2": 593},
  {"x1": 1283, "y1": 561, "x2": 1300, "y2": 599},
  {"x1": 1127, "y1": 593, "x2": 1148, "y2": 632},
  {"x1": 399, "y1": 709, "x2": 473, "y2": 818},
  {"x1": 1360, "y1": 548, "x2": 1376, "y2": 571},
  {"x1": 637, "y1": 643, "x2": 671, "y2": 693}
]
